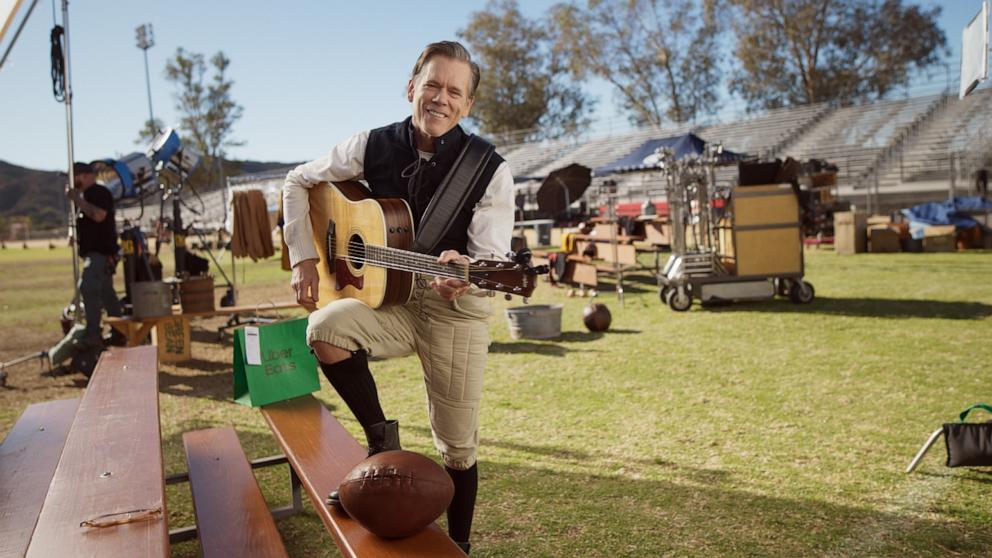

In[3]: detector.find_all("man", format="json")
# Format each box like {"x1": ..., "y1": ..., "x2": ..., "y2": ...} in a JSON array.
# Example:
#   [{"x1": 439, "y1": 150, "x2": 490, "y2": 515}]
[
  {"x1": 65, "y1": 161, "x2": 122, "y2": 348},
  {"x1": 282, "y1": 41, "x2": 513, "y2": 554}
]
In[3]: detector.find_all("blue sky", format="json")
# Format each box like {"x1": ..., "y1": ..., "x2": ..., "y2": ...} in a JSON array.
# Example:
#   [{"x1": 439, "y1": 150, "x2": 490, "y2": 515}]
[{"x1": 0, "y1": 0, "x2": 985, "y2": 171}]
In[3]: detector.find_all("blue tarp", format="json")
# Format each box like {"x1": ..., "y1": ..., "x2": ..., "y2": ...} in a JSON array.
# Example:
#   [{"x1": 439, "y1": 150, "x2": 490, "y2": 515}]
[
  {"x1": 593, "y1": 133, "x2": 743, "y2": 175},
  {"x1": 901, "y1": 196, "x2": 992, "y2": 239}
]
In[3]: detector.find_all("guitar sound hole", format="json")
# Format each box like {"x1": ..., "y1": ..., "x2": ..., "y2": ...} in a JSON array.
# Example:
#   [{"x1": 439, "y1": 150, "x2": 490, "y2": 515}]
[{"x1": 347, "y1": 234, "x2": 366, "y2": 269}]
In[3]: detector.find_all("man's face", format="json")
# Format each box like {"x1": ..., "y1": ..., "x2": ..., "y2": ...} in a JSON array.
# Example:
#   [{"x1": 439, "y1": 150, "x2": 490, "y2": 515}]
[
  {"x1": 73, "y1": 171, "x2": 95, "y2": 190},
  {"x1": 407, "y1": 55, "x2": 475, "y2": 151}
]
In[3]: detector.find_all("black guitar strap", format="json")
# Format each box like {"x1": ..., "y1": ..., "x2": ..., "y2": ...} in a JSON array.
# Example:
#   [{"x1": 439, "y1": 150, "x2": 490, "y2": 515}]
[{"x1": 411, "y1": 134, "x2": 495, "y2": 254}]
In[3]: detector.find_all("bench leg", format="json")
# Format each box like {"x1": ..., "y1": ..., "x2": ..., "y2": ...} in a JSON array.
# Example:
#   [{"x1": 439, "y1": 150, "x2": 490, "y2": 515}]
[
  {"x1": 271, "y1": 466, "x2": 303, "y2": 519},
  {"x1": 169, "y1": 525, "x2": 198, "y2": 545}
]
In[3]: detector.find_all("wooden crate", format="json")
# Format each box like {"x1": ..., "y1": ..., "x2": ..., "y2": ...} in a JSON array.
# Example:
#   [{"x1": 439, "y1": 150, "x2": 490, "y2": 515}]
[
  {"x1": 563, "y1": 261, "x2": 598, "y2": 287},
  {"x1": 643, "y1": 221, "x2": 672, "y2": 245},
  {"x1": 868, "y1": 227, "x2": 900, "y2": 253},
  {"x1": 151, "y1": 316, "x2": 191, "y2": 363},
  {"x1": 597, "y1": 244, "x2": 638, "y2": 266},
  {"x1": 732, "y1": 184, "x2": 802, "y2": 276},
  {"x1": 733, "y1": 184, "x2": 798, "y2": 227},
  {"x1": 735, "y1": 228, "x2": 802, "y2": 276},
  {"x1": 834, "y1": 211, "x2": 867, "y2": 255}
]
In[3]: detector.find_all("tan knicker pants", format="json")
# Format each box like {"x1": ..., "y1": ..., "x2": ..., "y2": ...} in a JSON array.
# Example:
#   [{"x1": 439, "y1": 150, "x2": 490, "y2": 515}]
[{"x1": 306, "y1": 277, "x2": 491, "y2": 470}]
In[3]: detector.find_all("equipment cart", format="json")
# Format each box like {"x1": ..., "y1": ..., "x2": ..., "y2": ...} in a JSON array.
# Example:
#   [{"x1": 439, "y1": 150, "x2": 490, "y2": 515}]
[{"x1": 655, "y1": 149, "x2": 814, "y2": 311}]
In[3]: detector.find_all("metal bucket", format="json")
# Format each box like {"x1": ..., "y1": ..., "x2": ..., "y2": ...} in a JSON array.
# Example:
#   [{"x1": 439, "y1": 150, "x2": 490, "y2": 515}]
[
  {"x1": 132, "y1": 281, "x2": 173, "y2": 318},
  {"x1": 505, "y1": 304, "x2": 562, "y2": 340},
  {"x1": 180, "y1": 276, "x2": 215, "y2": 313}
]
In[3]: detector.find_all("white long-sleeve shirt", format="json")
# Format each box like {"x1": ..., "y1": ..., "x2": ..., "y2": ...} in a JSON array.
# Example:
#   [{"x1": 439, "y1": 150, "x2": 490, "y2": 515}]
[{"x1": 282, "y1": 129, "x2": 515, "y2": 267}]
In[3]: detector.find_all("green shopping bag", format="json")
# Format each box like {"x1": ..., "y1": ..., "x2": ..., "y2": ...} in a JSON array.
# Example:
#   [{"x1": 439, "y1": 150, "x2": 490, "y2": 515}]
[{"x1": 233, "y1": 317, "x2": 320, "y2": 407}]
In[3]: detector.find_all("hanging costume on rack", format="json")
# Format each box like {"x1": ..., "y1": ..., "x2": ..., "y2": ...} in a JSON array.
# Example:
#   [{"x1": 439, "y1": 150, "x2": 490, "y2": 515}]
[{"x1": 231, "y1": 190, "x2": 275, "y2": 261}]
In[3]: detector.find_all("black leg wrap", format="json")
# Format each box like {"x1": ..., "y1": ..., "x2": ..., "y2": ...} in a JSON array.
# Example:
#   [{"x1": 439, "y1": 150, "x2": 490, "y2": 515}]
[
  {"x1": 318, "y1": 350, "x2": 385, "y2": 429},
  {"x1": 445, "y1": 463, "x2": 478, "y2": 548}
]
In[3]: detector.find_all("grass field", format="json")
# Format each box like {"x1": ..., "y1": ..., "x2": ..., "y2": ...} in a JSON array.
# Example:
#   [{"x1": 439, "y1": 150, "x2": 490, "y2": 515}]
[{"x1": 2, "y1": 245, "x2": 991, "y2": 557}]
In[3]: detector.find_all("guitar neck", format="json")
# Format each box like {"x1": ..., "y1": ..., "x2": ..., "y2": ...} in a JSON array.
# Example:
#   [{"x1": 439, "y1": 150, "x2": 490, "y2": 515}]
[{"x1": 356, "y1": 243, "x2": 468, "y2": 281}]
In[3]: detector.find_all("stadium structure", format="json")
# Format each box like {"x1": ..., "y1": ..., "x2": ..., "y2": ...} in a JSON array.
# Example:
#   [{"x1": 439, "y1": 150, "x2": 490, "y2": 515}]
[
  {"x1": 505, "y1": 88, "x2": 992, "y2": 216},
  {"x1": 117, "y1": 88, "x2": 992, "y2": 230}
]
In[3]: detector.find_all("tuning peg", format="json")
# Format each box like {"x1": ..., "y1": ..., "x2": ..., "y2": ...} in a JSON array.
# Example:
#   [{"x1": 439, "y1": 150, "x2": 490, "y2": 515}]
[
  {"x1": 512, "y1": 249, "x2": 533, "y2": 266},
  {"x1": 504, "y1": 294, "x2": 512, "y2": 301}
]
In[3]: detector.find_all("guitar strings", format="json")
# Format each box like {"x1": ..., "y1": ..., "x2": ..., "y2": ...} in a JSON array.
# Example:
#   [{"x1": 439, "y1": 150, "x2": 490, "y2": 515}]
[
  {"x1": 329, "y1": 241, "x2": 522, "y2": 288},
  {"x1": 332, "y1": 255, "x2": 467, "y2": 281},
  {"x1": 337, "y1": 239, "x2": 512, "y2": 274},
  {"x1": 334, "y1": 243, "x2": 467, "y2": 280},
  {"x1": 354, "y1": 248, "x2": 465, "y2": 278}
]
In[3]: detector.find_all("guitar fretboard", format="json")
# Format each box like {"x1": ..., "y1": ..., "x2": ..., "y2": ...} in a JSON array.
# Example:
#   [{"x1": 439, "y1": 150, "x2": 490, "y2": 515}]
[{"x1": 345, "y1": 241, "x2": 468, "y2": 281}]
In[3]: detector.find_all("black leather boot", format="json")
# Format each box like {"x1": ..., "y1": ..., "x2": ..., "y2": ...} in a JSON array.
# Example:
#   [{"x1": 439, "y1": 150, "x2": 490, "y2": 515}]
[
  {"x1": 363, "y1": 419, "x2": 401, "y2": 455},
  {"x1": 326, "y1": 420, "x2": 401, "y2": 512}
]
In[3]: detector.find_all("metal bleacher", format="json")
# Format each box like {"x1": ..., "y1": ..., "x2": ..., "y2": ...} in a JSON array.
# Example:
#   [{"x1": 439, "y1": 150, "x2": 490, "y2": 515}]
[
  {"x1": 499, "y1": 87, "x2": 992, "y2": 212},
  {"x1": 117, "y1": 188, "x2": 227, "y2": 233},
  {"x1": 696, "y1": 102, "x2": 829, "y2": 158},
  {"x1": 865, "y1": 88, "x2": 992, "y2": 207},
  {"x1": 779, "y1": 95, "x2": 942, "y2": 197}
]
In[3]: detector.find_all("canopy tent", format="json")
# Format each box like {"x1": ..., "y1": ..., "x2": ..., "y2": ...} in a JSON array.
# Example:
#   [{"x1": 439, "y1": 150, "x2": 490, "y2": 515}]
[{"x1": 593, "y1": 133, "x2": 743, "y2": 175}]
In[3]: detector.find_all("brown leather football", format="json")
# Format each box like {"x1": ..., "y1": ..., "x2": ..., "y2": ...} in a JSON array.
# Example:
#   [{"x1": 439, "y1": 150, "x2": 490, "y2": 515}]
[
  {"x1": 583, "y1": 302, "x2": 611, "y2": 332},
  {"x1": 338, "y1": 450, "x2": 454, "y2": 539}
]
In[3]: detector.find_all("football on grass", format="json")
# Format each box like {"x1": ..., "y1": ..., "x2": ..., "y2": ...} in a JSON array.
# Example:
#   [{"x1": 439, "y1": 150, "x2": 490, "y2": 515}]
[
  {"x1": 339, "y1": 450, "x2": 454, "y2": 539},
  {"x1": 583, "y1": 302, "x2": 611, "y2": 332}
]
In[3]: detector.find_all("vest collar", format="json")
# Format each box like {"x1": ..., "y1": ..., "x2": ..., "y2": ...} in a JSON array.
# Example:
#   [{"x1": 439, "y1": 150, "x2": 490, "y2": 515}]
[{"x1": 404, "y1": 116, "x2": 466, "y2": 157}]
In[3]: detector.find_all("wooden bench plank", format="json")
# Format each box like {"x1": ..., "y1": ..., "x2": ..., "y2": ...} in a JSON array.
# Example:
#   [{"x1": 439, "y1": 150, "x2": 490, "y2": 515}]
[
  {"x1": 25, "y1": 346, "x2": 169, "y2": 558},
  {"x1": 0, "y1": 398, "x2": 80, "y2": 558},
  {"x1": 105, "y1": 301, "x2": 302, "y2": 328},
  {"x1": 261, "y1": 395, "x2": 466, "y2": 558},
  {"x1": 183, "y1": 428, "x2": 289, "y2": 558}
]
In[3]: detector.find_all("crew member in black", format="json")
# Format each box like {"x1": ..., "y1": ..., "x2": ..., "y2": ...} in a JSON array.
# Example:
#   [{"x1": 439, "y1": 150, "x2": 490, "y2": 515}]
[{"x1": 65, "y1": 161, "x2": 122, "y2": 346}]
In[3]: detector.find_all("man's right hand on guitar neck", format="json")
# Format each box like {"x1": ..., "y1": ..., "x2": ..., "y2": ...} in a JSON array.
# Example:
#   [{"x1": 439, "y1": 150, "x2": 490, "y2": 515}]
[{"x1": 292, "y1": 259, "x2": 320, "y2": 309}]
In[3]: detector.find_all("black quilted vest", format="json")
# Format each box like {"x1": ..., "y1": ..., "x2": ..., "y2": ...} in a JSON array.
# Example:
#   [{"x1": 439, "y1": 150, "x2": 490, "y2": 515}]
[{"x1": 363, "y1": 117, "x2": 504, "y2": 256}]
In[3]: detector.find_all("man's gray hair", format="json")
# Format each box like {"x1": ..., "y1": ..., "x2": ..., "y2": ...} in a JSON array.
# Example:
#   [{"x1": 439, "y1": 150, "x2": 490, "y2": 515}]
[{"x1": 411, "y1": 41, "x2": 481, "y2": 97}]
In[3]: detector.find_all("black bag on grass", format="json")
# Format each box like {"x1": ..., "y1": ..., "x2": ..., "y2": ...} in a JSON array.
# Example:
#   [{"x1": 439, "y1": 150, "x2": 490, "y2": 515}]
[{"x1": 944, "y1": 404, "x2": 992, "y2": 467}]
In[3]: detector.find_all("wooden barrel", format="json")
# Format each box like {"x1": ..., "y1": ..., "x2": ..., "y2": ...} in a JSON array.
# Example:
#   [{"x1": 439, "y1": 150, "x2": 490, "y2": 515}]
[{"x1": 180, "y1": 276, "x2": 215, "y2": 313}]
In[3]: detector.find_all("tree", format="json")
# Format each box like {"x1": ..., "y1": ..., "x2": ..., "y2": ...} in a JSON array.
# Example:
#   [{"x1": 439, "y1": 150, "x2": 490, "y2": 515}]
[
  {"x1": 134, "y1": 117, "x2": 165, "y2": 145},
  {"x1": 164, "y1": 48, "x2": 244, "y2": 188},
  {"x1": 728, "y1": 0, "x2": 947, "y2": 109},
  {"x1": 553, "y1": 0, "x2": 723, "y2": 127},
  {"x1": 458, "y1": 0, "x2": 593, "y2": 143}
]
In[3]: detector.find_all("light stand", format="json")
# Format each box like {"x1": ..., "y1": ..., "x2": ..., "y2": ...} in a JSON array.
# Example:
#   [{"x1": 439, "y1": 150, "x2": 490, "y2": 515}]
[
  {"x1": 59, "y1": 0, "x2": 81, "y2": 322},
  {"x1": 134, "y1": 23, "x2": 156, "y2": 132}
]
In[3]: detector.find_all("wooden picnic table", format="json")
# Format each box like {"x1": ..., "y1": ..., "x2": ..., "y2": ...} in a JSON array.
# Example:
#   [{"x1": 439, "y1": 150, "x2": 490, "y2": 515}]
[
  {"x1": 105, "y1": 301, "x2": 302, "y2": 362},
  {"x1": 18, "y1": 346, "x2": 169, "y2": 558}
]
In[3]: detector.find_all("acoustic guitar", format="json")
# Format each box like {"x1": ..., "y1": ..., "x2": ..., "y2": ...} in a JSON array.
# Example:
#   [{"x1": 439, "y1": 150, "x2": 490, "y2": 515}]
[{"x1": 308, "y1": 181, "x2": 544, "y2": 309}]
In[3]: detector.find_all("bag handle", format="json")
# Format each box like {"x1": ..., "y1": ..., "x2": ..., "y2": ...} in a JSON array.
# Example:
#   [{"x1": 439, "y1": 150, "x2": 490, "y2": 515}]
[{"x1": 959, "y1": 403, "x2": 992, "y2": 422}]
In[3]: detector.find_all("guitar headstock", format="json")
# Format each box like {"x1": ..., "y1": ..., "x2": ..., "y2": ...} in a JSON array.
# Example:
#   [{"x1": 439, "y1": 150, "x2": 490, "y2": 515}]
[{"x1": 467, "y1": 252, "x2": 549, "y2": 299}]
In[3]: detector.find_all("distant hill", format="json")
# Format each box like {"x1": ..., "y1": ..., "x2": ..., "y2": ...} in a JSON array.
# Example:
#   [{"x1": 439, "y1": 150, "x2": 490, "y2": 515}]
[
  {"x1": 0, "y1": 160, "x2": 65, "y2": 230},
  {"x1": 0, "y1": 158, "x2": 301, "y2": 232}
]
